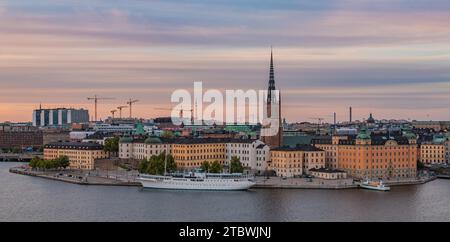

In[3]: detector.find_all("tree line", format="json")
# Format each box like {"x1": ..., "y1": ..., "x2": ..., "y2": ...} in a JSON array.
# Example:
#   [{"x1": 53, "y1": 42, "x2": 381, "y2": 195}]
[
  {"x1": 139, "y1": 154, "x2": 244, "y2": 175},
  {"x1": 29, "y1": 156, "x2": 70, "y2": 170}
]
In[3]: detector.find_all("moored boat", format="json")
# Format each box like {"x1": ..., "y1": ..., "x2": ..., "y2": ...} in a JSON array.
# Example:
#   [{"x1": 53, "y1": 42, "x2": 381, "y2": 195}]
[
  {"x1": 359, "y1": 179, "x2": 390, "y2": 191},
  {"x1": 138, "y1": 169, "x2": 255, "y2": 191}
]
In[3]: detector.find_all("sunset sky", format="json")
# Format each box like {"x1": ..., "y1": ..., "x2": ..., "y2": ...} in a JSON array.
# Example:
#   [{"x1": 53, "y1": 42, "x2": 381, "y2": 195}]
[{"x1": 1, "y1": 0, "x2": 450, "y2": 123}]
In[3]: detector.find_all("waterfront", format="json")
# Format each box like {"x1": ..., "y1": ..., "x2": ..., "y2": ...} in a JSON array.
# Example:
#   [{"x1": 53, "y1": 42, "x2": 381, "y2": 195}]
[{"x1": 1, "y1": 162, "x2": 450, "y2": 222}]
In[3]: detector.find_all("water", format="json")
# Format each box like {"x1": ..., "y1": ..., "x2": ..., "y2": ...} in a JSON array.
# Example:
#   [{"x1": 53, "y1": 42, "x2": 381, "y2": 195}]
[{"x1": 1, "y1": 162, "x2": 449, "y2": 222}]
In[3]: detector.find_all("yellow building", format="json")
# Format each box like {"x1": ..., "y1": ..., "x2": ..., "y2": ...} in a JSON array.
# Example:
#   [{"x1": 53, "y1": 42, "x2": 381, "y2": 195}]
[
  {"x1": 44, "y1": 142, "x2": 109, "y2": 170},
  {"x1": 270, "y1": 145, "x2": 325, "y2": 177},
  {"x1": 313, "y1": 127, "x2": 417, "y2": 180},
  {"x1": 420, "y1": 143, "x2": 446, "y2": 164},
  {"x1": 172, "y1": 138, "x2": 226, "y2": 168}
]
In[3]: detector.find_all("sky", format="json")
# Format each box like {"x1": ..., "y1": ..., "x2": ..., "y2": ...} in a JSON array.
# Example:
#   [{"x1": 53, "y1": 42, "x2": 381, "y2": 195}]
[{"x1": 0, "y1": 0, "x2": 450, "y2": 123}]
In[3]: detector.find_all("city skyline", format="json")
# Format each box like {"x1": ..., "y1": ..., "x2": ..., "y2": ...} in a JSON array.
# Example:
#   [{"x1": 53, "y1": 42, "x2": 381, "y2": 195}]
[{"x1": 1, "y1": 0, "x2": 450, "y2": 122}]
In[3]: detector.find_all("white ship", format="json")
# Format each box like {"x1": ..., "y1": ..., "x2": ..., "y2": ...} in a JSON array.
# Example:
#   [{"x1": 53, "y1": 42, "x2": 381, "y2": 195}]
[
  {"x1": 359, "y1": 179, "x2": 391, "y2": 191},
  {"x1": 138, "y1": 170, "x2": 255, "y2": 191}
]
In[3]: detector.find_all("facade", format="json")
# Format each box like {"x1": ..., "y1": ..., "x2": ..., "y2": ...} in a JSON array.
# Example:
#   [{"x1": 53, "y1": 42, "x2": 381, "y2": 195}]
[
  {"x1": 119, "y1": 137, "x2": 269, "y2": 172},
  {"x1": 172, "y1": 139, "x2": 226, "y2": 168},
  {"x1": 270, "y1": 145, "x2": 325, "y2": 177},
  {"x1": 446, "y1": 138, "x2": 450, "y2": 164},
  {"x1": 312, "y1": 127, "x2": 418, "y2": 179},
  {"x1": 119, "y1": 137, "x2": 172, "y2": 160},
  {"x1": 225, "y1": 139, "x2": 270, "y2": 174},
  {"x1": 420, "y1": 137, "x2": 446, "y2": 165},
  {"x1": 44, "y1": 142, "x2": 109, "y2": 170},
  {"x1": 412, "y1": 121, "x2": 450, "y2": 131},
  {"x1": 309, "y1": 168, "x2": 347, "y2": 180},
  {"x1": 0, "y1": 130, "x2": 43, "y2": 149},
  {"x1": 33, "y1": 108, "x2": 89, "y2": 127}
]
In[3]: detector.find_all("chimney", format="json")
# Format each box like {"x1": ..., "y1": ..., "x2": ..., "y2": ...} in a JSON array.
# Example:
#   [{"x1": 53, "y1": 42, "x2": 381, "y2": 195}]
[{"x1": 349, "y1": 107, "x2": 352, "y2": 123}]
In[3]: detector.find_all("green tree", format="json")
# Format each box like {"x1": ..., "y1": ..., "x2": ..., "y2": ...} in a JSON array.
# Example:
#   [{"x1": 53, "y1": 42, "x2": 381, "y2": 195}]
[
  {"x1": 161, "y1": 131, "x2": 174, "y2": 139},
  {"x1": 200, "y1": 161, "x2": 210, "y2": 172},
  {"x1": 139, "y1": 152, "x2": 177, "y2": 175},
  {"x1": 417, "y1": 160, "x2": 425, "y2": 170},
  {"x1": 29, "y1": 156, "x2": 41, "y2": 169},
  {"x1": 56, "y1": 156, "x2": 70, "y2": 169},
  {"x1": 11, "y1": 146, "x2": 22, "y2": 154},
  {"x1": 104, "y1": 137, "x2": 120, "y2": 156},
  {"x1": 138, "y1": 158, "x2": 149, "y2": 173},
  {"x1": 209, "y1": 160, "x2": 222, "y2": 173},
  {"x1": 230, "y1": 156, "x2": 244, "y2": 173}
]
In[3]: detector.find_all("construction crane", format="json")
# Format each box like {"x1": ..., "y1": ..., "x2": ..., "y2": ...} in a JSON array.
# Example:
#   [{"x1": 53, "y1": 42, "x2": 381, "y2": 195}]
[
  {"x1": 87, "y1": 95, "x2": 115, "y2": 122},
  {"x1": 155, "y1": 107, "x2": 194, "y2": 124},
  {"x1": 117, "y1": 106, "x2": 128, "y2": 119},
  {"x1": 126, "y1": 99, "x2": 139, "y2": 118},
  {"x1": 309, "y1": 117, "x2": 325, "y2": 133},
  {"x1": 110, "y1": 110, "x2": 117, "y2": 119}
]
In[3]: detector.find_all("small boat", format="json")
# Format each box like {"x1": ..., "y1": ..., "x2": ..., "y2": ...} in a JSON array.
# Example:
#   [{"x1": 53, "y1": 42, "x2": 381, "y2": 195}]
[{"x1": 359, "y1": 179, "x2": 390, "y2": 191}]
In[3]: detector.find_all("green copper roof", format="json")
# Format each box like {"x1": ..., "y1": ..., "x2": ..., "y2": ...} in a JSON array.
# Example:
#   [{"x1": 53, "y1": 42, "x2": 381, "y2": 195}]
[
  {"x1": 357, "y1": 126, "x2": 371, "y2": 140},
  {"x1": 119, "y1": 136, "x2": 133, "y2": 143},
  {"x1": 133, "y1": 122, "x2": 145, "y2": 135},
  {"x1": 145, "y1": 137, "x2": 162, "y2": 144}
]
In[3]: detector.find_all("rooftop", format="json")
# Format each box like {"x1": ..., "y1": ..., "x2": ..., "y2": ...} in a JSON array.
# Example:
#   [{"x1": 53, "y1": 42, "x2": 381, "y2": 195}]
[
  {"x1": 44, "y1": 142, "x2": 104, "y2": 150},
  {"x1": 271, "y1": 145, "x2": 324, "y2": 152}
]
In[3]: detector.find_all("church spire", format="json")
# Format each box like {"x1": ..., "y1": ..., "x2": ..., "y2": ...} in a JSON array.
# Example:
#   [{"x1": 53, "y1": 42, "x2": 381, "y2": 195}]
[{"x1": 267, "y1": 47, "x2": 276, "y2": 103}]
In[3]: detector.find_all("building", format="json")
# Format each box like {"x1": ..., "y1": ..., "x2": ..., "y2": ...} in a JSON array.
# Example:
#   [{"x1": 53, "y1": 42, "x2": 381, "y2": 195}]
[
  {"x1": 44, "y1": 142, "x2": 109, "y2": 170},
  {"x1": 32, "y1": 108, "x2": 89, "y2": 127},
  {"x1": 412, "y1": 121, "x2": 450, "y2": 131},
  {"x1": 337, "y1": 127, "x2": 417, "y2": 179},
  {"x1": 270, "y1": 145, "x2": 325, "y2": 177},
  {"x1": 171, "y1": 138, "x2": 227, "y2": 168},
  {"x1": 225, "y1": 139, "x2": 270, "y2": 174},
  {"x1": 0, "y1": 130, "x2": 43, "y2": 149},
  {"x1": 420, "y1": 135, "x2": 447, "y2": 165},
  {"x1": 118, "y1": 137, "x2": 269, "y2": 172},
  {"x1": 119, "y1": 136, "x2": 172, "y2": 161},
  {"x1": 261, "y1": 50, "x2": 283, "y2": 148},
  {"x1": 43, "y1": 130, "x2": 71, "y2": 145},
  {"x1": 309, "y1": 168, "x2": 347, "y2": 180}
]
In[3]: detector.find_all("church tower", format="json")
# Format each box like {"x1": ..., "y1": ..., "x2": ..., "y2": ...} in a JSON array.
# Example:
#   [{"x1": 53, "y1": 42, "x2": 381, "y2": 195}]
[{"x1": 262, "y1": 49, "x2": 283, "y2": 148}]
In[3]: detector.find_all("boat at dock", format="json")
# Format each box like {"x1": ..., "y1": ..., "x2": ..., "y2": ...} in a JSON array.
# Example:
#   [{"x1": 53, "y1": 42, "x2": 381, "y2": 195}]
[
  {"x1": 137, "y1": 169, "x2": 255, "y2": 191},
  {"x1": 359, "y1": 179, "x2": 390, "y2": 191}
]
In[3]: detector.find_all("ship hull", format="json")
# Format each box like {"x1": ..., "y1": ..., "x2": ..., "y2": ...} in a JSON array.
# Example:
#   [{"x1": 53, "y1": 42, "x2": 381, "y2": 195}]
[
  {"x1": 138, "y1": 176, "x2": 255, "y2": 191},
  {"x1": 359, "y1": 184, "x2": 390, "y2": 191}
]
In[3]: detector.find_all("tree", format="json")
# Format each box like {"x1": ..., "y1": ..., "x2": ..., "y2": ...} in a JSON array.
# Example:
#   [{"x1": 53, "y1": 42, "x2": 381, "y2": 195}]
[
  {"x1": 104, "y1": 137, "x2": 120, "y2": 155},
  {"x1": 209, "y1": 160, "x2": 222, "y2": 173},
  {"x1": 139, "y1": 152, "x2": 177, "y2": 175},
  {"x1": 200, "y1": 161, "x2": 210, "y2": 172},
  {"x1": 230, "y1": 156, "x2": 244, "y2": 173},
  {"x1": 56, "y1": 156, "x2": 70, "y2": 169},
  {"x1": 417, "y1": 160, "x2": 425, "y2": 170},
  {"x1": 29, "y1": 156, "x2": 41, "y2": 169},
  {"x1": 161, "y1": 131, "x2": 174, "y2": 139},
  {"x1": 11, "y1": 146, "x2": 22, "y2": 154}
]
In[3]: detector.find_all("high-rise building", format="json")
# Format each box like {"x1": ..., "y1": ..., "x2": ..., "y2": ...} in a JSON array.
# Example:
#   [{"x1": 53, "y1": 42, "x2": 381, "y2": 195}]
[
  {"x1": 32, "y1": 108, "x2": 89, "y2": 127},
  {"x1": 261, "y1": 49, "x2": 283, "y2": 148}
]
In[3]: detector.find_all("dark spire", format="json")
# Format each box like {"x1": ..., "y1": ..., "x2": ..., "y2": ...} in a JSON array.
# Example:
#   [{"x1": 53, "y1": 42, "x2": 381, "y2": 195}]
[{"x1": 267, "y1": 47, "x2": 275, "y2": 103}]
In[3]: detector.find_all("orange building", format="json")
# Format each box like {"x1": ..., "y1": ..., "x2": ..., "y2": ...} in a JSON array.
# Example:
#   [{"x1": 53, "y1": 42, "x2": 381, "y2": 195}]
[{"x1": 314, "y1": 127, "x2": 417, "y2": 180}]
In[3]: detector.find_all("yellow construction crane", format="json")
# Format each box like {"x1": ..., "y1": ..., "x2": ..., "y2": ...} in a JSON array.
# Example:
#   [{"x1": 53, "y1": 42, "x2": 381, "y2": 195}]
[
  {"x1": 87, "y1": 95, "x2": 115, "y2": 122},
  {"x1": 117, "y1": 106, "x2": 128, "y2": 119},
  {"x1": 126, "y1": 99, "x2": 139, "y2": 118}
]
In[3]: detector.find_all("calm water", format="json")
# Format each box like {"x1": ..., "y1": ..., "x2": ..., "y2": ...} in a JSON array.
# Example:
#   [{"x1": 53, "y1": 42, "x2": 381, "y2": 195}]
[{"x1": 1, "y1": 162, "x2": 449, "y2": 222}]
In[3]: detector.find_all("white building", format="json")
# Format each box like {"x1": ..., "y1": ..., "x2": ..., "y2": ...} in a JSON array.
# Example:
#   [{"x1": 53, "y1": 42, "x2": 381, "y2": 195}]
[
  {"x1": 119, "y1": 137, "x2": 171, "y2": 160},
  {"x1": 225, "y1": 140, "x2": 270, "y2": 174},
  {"x1": 93, "y1": 124, "x2": 135, "y2": 133}
]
